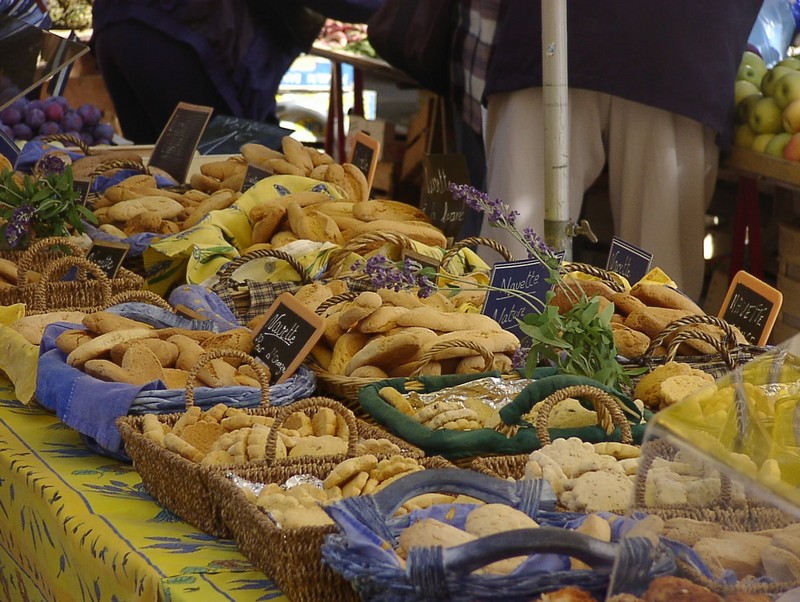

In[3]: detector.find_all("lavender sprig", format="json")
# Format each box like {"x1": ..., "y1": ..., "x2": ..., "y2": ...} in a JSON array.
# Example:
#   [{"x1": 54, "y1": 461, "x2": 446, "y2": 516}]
[{"x1": 3, "y1": 204, "x2": 35, "y2": 248}]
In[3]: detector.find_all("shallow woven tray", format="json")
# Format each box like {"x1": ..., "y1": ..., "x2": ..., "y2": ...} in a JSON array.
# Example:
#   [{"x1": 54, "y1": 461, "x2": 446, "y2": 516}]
[
  {"x1": 118, "y1": 355, "x2": 425, "y2": 538},
  {"x1": 210, "y1": 455, "x2": 454, "y2": 602}
]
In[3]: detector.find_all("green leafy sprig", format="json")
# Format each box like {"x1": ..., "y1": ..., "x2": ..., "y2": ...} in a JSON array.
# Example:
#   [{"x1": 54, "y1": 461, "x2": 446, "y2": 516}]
[{"x1": 0, "y1": 163, "x2": 97, "y2": 248}]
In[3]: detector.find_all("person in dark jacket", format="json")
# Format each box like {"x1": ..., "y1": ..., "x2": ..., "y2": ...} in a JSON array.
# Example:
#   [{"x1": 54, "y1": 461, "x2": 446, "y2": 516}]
[
  {"x1": 91, "y1": 0, "x2": 382, "y2": 143},
  {"x1": 479, "y1": 1, "x2": 763, "y2": 300}
]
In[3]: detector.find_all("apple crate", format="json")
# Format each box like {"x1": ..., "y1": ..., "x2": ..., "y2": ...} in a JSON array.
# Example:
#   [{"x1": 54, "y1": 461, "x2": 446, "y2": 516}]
[{"x1": 778, "y1": 220, "x2": 800, "y2": 264}]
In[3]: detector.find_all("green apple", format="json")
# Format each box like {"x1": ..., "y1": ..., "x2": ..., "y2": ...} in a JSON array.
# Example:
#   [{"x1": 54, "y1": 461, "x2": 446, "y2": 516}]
[
  {"x1": 761, "y1": 65, "x2": 794, "y2": 97},
  {"x1": 737, "y1": 50, "x2": 768, "y2": 87},
  {"x1": 777, "y1": 56, "x2": 800, "y2": 70},
  {"x1": 772, "y1": 71, "x2": 800, "y2": 108},
  {"x1": 784, "y1": 131, "x2": 800, "y2": 160},
  {"x1": 736, "y1": 93, "x2": 763, "y2": 124},
  {"x1": 734, "y1": 124, "x2": 757, "y2": 148},
  {"x1": 752, "y1": 133, "x2": 775, "y2": 153},
  {"x1": 764, "y1": 131, "x2": 792, "y2": 157},
  {"x1": 749, "y1": 97, "x2": 784, "y2": 134},
  {"x1": 735, "y1": 80, "x2": 761, "y2": 107},
  {"x1": 783, "y1": 97, "x2": 800, "y2": 133}
]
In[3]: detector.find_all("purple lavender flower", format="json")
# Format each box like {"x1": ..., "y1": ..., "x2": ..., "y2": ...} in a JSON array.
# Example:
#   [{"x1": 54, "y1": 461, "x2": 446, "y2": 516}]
[
  {"x1": 36, "y1": 153, "x2": 67, "y2": 176},
  {"x1": 353, "y1": 255, "x2": 436, "y2": 298},
  {"x1": 3, "y1": 204, "x2": 35, "y2": 248}
]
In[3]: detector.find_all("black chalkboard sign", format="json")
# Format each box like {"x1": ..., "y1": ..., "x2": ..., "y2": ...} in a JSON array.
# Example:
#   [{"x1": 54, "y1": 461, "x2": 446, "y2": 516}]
[
  {"x1": 718, "y1": 270, "x2": 783, "y2": 346},
  {"x1": 85, "y1": 241, "x2": 129, "y2": 279},
  {"x1": 348, "y1": 131, "x2": 380, "y2": 190},
  {"x1": 197, "y1": 114, "x2": 292, "y2": 155},
  {"x1": 148, "y1": 102, "x2": 214, "y2": 184},
  {"x1": 420, "y1": 153, "x2": 470, "y2": 240},
  {"x1": 0, "y1": 126, "x2": 19, "y2": 166},
  {"x1": 606, "y1": 236, "x2": 652, "y2": 285},
  {"x1": 250, "y1": 292, "x2": 325, "y2": 384},
  {"x1": 481, "y1": 258, "x2": 555, "y2": 339},
  {"x1": 73, "y1": 178, "x2": 92, "y2": 206},
  {"x1": 241, "y1": 164, "x2": 272, "y2": 192}
]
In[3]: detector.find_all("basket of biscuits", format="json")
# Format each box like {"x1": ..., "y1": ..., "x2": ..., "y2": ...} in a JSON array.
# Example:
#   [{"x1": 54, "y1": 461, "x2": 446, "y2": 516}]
[
  {"x1": 117, "y1": 367, "x2": 426, "y2": 538},
  {"x1": 0, "y1": 236, "x2": 143, "y2": 311},
  {"x1": 361, "y1": 366, "x2": 649, "y2": 467},
  {"x1": 208, "y1": 405, "x2": 453, "y2": 602},
  {"x1": 317, "y1": 465, "x2": 677, "y2": 602}
]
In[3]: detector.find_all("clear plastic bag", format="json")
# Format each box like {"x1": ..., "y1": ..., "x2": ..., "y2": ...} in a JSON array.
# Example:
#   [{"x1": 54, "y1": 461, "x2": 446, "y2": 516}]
[{"x1": 748, "y1": 0, "x2": 798, "y2": 67}]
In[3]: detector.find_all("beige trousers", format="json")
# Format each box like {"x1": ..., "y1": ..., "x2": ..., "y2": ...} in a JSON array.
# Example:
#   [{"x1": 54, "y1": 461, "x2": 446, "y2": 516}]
[{"x1": 482, "y1": 87, "x2": 719, "y2": 301}]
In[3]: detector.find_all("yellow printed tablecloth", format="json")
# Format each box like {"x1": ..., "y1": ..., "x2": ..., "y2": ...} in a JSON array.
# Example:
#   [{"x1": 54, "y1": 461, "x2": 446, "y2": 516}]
[{"x1": 0, "y1": 378, "x2": 289, "y2": 602}]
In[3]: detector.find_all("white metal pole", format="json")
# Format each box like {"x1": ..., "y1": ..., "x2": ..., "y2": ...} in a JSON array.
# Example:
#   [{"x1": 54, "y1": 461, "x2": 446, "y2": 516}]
[{"x1": 541, "y1": 0, "x2": 570, "y2": 258}]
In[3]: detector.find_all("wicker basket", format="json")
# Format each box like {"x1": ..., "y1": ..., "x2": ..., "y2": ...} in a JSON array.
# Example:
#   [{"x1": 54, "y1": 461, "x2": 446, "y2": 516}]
[
  {"x1": 0, "y1": 236, "x2": 143, "y2": 311},
  {"x1": 630, "y1": 438, "x2": 800, "y2": 597},
  {"x1": 323, "y1": 230, "x2": 417, "y2": 282},
  {"x1": 212, "y1": 248, "x2": 314, "y2": 325},
  {"x1": 118, "y1": 353, "x2": 424, "y2": 537},
  {"x1": 117, "y1": 349, "x2": 277, "y2": 537},
  {"x1": 211, "y1": 455, "x2": 455, "y2": 602}
]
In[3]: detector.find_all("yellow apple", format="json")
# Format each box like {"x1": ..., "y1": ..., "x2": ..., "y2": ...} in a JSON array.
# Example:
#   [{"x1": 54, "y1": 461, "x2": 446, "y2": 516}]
[
  {"x1": 748, "y1": 97, "x2": 784, "y2": 134},
  {"x1": 777, "y1": 57, "x2": 800, "y2": 70},
  {"x1": 782, "y1": 98, "x2": 800, "y2": 133},
  {"x1": 784, "y1": 132, "x2": 800, "y2": 160},
  {"x1": 761, "y1": 65, "x2": 794, "y2": 97},
  {"x1": 737, "y1": 50, "x2": 768, "y2": 87},
  {"x1": 752, "y1": 133, "x2": 775, "y2": 153},
  {"x1": 735, "y1": 80, "x2": 761, "y2": 106},
  {"x1": 736, "y1": 93, "x2": 763, "y2": 124},
  {"x1": 772, "y1": 71, "x2": 800, "y2": 108},
  {"x1": 764, "y1": 132, "x2": 792, "y2": 157},
  {"x1": 734, "y1": 124, "x2": 757, "y2": 148}
]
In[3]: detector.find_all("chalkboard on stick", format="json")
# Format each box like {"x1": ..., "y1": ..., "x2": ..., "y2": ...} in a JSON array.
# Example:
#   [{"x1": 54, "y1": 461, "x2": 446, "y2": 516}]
[
  {"x1": 250, "y1": 292, "x2": 325, "y2": 384},
  {"x1": 348, "y1": 131, "x2": 380, "y2": 191},
  {"x1": 718, "y1": 270, "x2": 782, "y2": 346},
  {"x1": 148, "y1": 102, "x2": 214, "y2": 184},
  {"x1": 85, "y1": 241, "x2": 129, "y2": 279},
  {"x1": 420, "y1": 153, "x2": 470, "y2": 240},
  {"x1": 606, "y1": 236, "x2": 652, "y2": 285}
]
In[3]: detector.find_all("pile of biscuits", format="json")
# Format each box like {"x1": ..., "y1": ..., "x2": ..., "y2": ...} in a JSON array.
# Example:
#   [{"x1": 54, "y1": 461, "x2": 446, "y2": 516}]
[
  {"x1": 92, "y1": 173, "x2": 241, "y2": 238},
  {"x1": 379, "y1": 388, "x2": 486, "y2": 432},
  {"x1": 523, "y1": 437, "x2": 642, "y2": 513},
  {"x1": 245, "y1": 193, "x2": 446, "y2": 251},
  {"x1": 295, "y1": 284, "x2": 519, "y2": 381},
  {"x1": 549, "y1": 278, "x2": 747, "y2": 360},
  {"x1": 633, "y1": 360, "x2": 716, "y2": 410},
  {"x1": 142, "y1": 401, "x2": 406, "y2": 468},
  {"x1": 244, "y1": 454, "x2": 449, "y2": 529},
  {"x1": 0, "y1": 257, "x2": 41, "y2": 291},
  {"x1": 54, "y1": 310, "x2": 257, "y2": 389}
]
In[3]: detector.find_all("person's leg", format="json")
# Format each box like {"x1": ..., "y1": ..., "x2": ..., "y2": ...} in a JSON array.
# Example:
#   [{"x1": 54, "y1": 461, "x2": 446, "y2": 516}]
[
  {"x1": 606, "y1": 97, "x2": 717, "y2": 300},
  {"x1": 482, "y1": 87, "x2": 607, "y2": 260},
  {"x1": 93, "y1": 20, "x2": 234, "y2": 144}
]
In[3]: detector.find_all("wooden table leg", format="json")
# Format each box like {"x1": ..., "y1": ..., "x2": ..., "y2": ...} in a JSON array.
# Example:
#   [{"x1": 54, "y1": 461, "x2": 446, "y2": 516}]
[{"x1": 729, "y1": 175, "x2": 763, "y2": 281}]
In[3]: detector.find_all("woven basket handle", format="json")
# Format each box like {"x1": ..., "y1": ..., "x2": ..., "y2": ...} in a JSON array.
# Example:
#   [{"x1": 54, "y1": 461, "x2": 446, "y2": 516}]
[
  {"x1": 103, "y1": 290, "x2": 173, "y2": 311},
  {"x1": 643, "y1": 315, "x2": 738, "y2": 358},
  {"x1": 428, "y1": 527, "x2": 619, "y2": 576},
  {"x1": 410, "y1": 339, "x2": 494, "y2": 378},
  {"x1": 664, "y1": 330, "x2": 735, "y2": 370},
  {"x1": 30, "y1": 256, "x2": 113, "y2": 312},
  {"x1": 88, "y1": 158, "x2": 149, "y2": 178},
  {"x1": 17, "y1": 236, "x2": 84, "y2": 285},
  {"x1": 368, "y1": 467, "x2": 554, "y2": 518},
  {"x1": 314, "y1": 291, "x2": 361, "y2": 316},
  {"x1": 264, "y1": 396, "x2": 359, "y2": 463},
  {"x1": 533, "y1": 385, "x2": 633, "y2": 446},
  {"x1": 438, "y1": 236, "x2": 513, "y2": 275},
  {"x1": 324, "y1": 230, "x2": 416, "y2": 280},
  {"x1": 633, "y1": 439, "x2": 733, "y2": 508},
  {"x1": 184, "y1": 348, "x2": 270, "y2": 408},
  {"x1": 215, "y1": 249, "x2": 313, "y2": 288},
  {"x1": 559, "y1": 262, "x2": 627, "y2": 293},
  {"x1": 39, "y1": 133, "x2": 92, "y2": 156}
]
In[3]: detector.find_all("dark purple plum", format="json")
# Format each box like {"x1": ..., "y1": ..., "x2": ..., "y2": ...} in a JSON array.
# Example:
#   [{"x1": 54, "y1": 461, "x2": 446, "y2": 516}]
[
  {"x1": 26, "y1": 108, "x2": 46, "y2": 130},
  {"x1": 77, "y1": 103, "x2": 102, "y2": 127},
  {"x1": 37, "y1": 121, "x2": 61, "y2": 136},
  {"x1": 92, "y1": 122, "x2": 115, "y2": 141},
  {"x1": 12, "y1": 123, "x2": 32, "y2": 140},
  {"x1": 60, "y1": 111, "x2": 83, "y2": 133},
  {"x1": 44, "y1": 101, "x2": 64, "y2": 123},
  {"x1": 0, "y1": 106, "x2": 22, "y2": 126}
]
